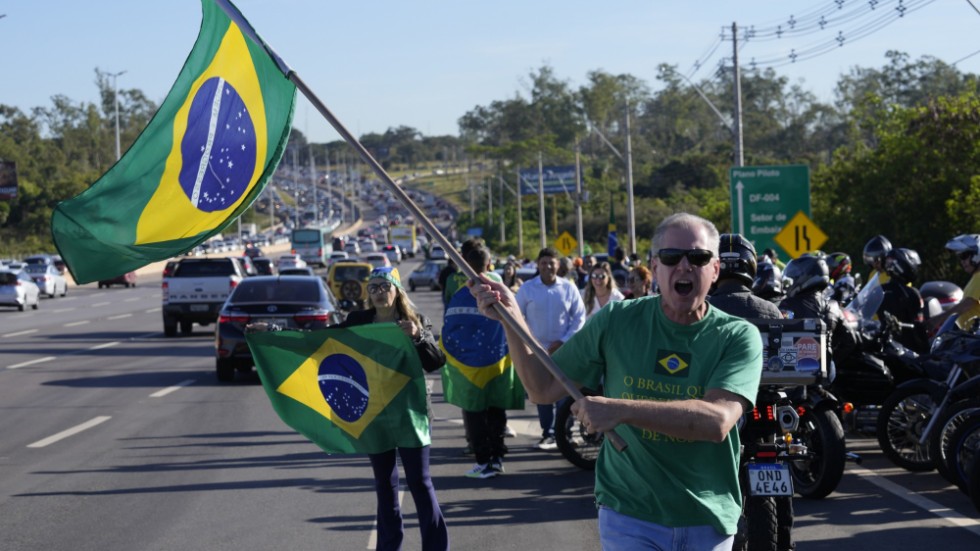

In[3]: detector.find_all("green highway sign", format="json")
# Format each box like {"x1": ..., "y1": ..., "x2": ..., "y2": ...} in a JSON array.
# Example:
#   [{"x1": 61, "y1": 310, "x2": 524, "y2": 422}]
[{"x1": 729, "y1": 165, "x2": 810, "y2": 258}]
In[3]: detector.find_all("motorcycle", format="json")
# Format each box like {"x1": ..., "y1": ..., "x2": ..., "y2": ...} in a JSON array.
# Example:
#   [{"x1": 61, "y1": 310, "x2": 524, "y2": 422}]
[
  {"x1": 734, "y1": 386, "x2": 811, "y2": 551},
  {"x1": 875, "y1": 314, "x2": 980, "y2": 472},
  {"x1": 831, "y1": 275, "x2": 940, "y2": 435},
  {"x1": 939, "y1": 406, "x2": 980, "y2": 513},
  {"x1": 555, "y1": 389, "x2": 603, "y2": 471}
]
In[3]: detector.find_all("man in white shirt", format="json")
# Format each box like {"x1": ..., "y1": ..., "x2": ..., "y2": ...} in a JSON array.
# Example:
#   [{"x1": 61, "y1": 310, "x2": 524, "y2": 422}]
[{"x1": 515, "y1": 247, "x2": 587, "y2": 449}]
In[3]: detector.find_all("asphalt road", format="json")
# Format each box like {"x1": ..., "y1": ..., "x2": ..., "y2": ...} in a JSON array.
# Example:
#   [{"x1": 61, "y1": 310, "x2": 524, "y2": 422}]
[{"x1": 2, "y1": 258, "x2": 979, "y2": 550}]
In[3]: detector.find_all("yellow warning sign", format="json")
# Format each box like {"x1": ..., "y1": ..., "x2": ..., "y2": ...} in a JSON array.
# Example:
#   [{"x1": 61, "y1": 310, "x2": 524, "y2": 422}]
[
  {"x1": 774, "y1": 211, "x2": 828, "y2": 259},
  {"x1": 554, "y1": 231, "x2": 577, "y2": 257}
]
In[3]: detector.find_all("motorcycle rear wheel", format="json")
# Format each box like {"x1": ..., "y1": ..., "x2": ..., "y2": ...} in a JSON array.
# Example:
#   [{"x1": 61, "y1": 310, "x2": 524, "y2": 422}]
[
  {"x1": 942, "y1": 409, "x2": 980, "y2": 493},
  {"x1": 930, "y1": 397, "x2": 980, "y2": 485},
  {"x1": 970, "y1": 442, "x2": 980, "y2": 514},
  {"x1": 554, "y1": 398, "x2": 603, "y2": 471},
  {"x1": 790, "y1": 407, "x2": 846, "y2": 499},
  {"x1": 734, "y1": 495, "x2": 778, "y2": 551},
  {"x1": 876, "y1": 383, "x2": 937, "y2": 472}
]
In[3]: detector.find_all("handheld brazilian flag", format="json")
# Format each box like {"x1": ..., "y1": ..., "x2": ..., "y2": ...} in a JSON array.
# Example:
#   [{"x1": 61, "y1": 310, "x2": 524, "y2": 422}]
[
  {"x1": 51, "y1": 0, "x2": 296, "y2": 284},
  {"x1": 246, "y1": 324, "x2": 430, "y2": 455},
  {"x1": 439, "y1": 286, "x2": 525, "y2": 411}
]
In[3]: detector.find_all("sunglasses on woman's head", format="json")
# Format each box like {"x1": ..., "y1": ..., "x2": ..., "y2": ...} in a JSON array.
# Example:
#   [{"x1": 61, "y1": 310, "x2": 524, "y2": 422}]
[{"x1": 656, "y1": 248, "x2": 714, "y2": 267}]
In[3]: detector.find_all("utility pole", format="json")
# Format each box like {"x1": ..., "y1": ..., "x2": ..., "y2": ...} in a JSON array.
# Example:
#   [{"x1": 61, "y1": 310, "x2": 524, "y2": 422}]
[
  {"x1": 574, "y1": 143, "x2": 584, "y2": 258},
  {"x1": 487, "y1": 175, "x2": 493, "y2": 221},
  {"x1": 732, "y1": 22, "x2": 745, "y2": 167},
  {"x1": 515, "y1": 169, "x2": 524, "y2": 256},
  {"x1": 291, "y1": 147, "x2": 299, "y2": 228},
  {"x1": 537, "y1": 152, "x2": 546, "y2": 250},
  {"x1": 325, "y1": 150, "x2": 333, "y2": 220},
  {"x1": 309, "y1": 145, "x2": 318, "y2": 224},
  {"x1": 109, "y1": 70, "x2": 127, "y2": 161},
  {"x1": 624, "y1": 101, "x2": 636, "y2": 256},
  {"x1": 499, "y1": 174, "x2": 505, "y2": 245}
]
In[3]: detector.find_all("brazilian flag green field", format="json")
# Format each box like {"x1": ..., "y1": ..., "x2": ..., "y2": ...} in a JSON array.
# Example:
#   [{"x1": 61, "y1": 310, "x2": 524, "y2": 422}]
[
  {"x1": 246, "y1": 324, "x2": 431, "y2": 455},
  {"x1": 52, "y1": 0, "x2": 295, "y2": 284}
]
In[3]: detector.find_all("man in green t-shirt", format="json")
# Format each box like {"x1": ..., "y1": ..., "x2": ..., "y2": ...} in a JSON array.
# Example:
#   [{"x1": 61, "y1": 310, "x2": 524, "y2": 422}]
[{"x1": 470, "y1": 212, "x2": 762, "y2": 550}]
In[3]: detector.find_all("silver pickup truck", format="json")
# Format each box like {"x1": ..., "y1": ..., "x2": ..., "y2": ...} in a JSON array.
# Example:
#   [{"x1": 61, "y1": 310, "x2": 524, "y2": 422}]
[{"x1": 162, "y1": 258, "x2": 245, "y2": 337}]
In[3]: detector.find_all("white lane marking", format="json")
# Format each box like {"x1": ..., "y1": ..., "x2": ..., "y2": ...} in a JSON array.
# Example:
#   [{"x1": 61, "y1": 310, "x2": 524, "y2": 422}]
[
  {"x1": 850, "y1": 465, "x2": 980, "y2": 536},
  {"x1": 27, "y1": 416, "x2": 112, "y2": 448},
  {"x1": 150, "y1": 379, "x2": 197, "y2": 398},
  {"x1": 64, "y1": 320, "x2": 90, "y2": 327},
  {"x1": 92, "y1": 302, "x2": 110, "y2": 307},
  {"x1": 3, "y1": 329, "x2": 38, "y2": 338},
  {"x1": 145, "y1": 307, "x2": 161, "y2": 313},
  {"x1": 52, "y1": 308, "x2": 76, "y2": 313},
  {"x1": 124, "y1": 297, "x2": 141, "y2": 302},
  {"x1": 89, "y1": 341, "x2": 120, "y2": 350},
  {"x1": 367, "y1": 485, "x2": 406, "y2": 549},
  {"x1": 107, "y1": 313, "x2": 132, "y2": 320},
  {"x1": 8, "y1": 356, "x2": 56, "y2": 369}
]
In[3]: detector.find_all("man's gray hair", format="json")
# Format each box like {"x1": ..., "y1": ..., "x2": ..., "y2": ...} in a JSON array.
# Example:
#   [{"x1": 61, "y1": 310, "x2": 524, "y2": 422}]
[{"x1": 651, "y1": 213, "x2": 720, "y2": 255}]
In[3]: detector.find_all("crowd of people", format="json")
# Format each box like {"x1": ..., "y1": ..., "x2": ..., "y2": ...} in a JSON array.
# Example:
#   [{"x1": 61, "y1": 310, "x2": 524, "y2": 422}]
[{"x1": 255, "y1": 215, "x2": 980, "y2": 550}]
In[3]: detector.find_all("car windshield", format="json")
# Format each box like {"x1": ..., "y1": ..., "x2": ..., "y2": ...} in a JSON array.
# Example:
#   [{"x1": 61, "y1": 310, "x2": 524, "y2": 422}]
[
  {"x1": 292, "y1": 230, "x2": 321, "y2": 244},
  {"x1": 333, "y1": 265, "x2": 370, "y2": 281},
  {"x1": 0, "y1": 272, "x2": 18, "y2": 285},
  {"x1": 231, "y1": 279, "x2": 321, "y2": 303},
  {"x1": 24, "y1": 265, "x2": 47, "y2": 274}
]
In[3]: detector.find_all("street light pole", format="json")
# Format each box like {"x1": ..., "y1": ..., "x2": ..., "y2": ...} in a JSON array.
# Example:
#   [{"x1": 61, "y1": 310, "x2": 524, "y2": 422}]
[{"x1": 109, "y1": 70, "x2": 127, "y2": 160}]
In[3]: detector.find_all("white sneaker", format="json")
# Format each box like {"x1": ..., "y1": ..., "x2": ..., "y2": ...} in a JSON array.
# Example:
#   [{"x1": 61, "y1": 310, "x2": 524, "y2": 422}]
[
  {"x1": 503, "y1": 425, "x2": 517, "y2": 438},
  {"x1": 537, "y1": 436, "x2": 558, "y2": 451}
]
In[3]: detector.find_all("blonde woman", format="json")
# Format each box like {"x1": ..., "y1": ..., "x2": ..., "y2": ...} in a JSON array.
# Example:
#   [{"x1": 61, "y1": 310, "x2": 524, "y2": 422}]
[
  {"x1": 582, "y1": 261, "x2": 625, "y2": 319},
  {"x1": 339, "y1": 267, "x2": 449, "y2": 551}
]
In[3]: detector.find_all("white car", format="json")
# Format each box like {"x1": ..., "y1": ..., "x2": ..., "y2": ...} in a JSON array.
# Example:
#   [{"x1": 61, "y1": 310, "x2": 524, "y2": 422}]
[
  {"x1": 326, "y1": 251, "x2": 350, "y2": 266},
  {"x1": 0, "y1": 270, "x2": 41, "y2": 310},
  {"x1": 277, "y1": 254, "x2": 307, "y2": 270},
  {"x1": 429, "y1": 245, "x2": 447, "y2": 260},
  {"x1": 361, "y1": 253, "x2": 392, "y2": 269},
  {"x1": 381, "y1": 244, "x2": 402, "y2": 265},
  {"x1": 25, "y1": 264, "x2": 67, "y2": 298}
]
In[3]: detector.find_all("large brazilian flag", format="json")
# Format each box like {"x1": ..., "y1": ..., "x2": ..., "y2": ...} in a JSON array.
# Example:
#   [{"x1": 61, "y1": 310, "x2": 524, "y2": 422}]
[
  {"x1": 440, "y1": 286, "x2": 525, "y2": 411},
  {"x1": 52, "y1": 0, "x2": 296, "y2": 284},
  {"x1": 246, "y1": 324, "x2": 431, "y2": 455}
]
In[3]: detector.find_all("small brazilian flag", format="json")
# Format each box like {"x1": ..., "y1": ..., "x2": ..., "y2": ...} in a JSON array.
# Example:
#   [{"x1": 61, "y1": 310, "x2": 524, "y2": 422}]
[
  {"x1": 439, "y1": 287, "x2": 525, "y2": 411},
  {"x1": 246, "y1": 324, "x2": 431, "y2": 455},
  {"x1": 51, "y1": 0, "x2": 296, "y2": 284}
]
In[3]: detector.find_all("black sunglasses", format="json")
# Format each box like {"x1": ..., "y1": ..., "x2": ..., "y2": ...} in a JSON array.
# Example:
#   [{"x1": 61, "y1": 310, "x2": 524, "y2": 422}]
[
  {"x1": 958, "y1": 251, "x2": 974, "y2": 261},
  {"x1": 657, "y1": 248, "x2": 714, "y2": 267},
  {"x1": 367, "y1": 281, "x2": 393, "y2": 294}
]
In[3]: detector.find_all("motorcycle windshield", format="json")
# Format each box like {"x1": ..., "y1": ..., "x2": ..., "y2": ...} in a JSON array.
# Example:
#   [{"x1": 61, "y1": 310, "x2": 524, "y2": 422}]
[{"x1": 844, "y1": 273, "x2": 884, "y2": 326}]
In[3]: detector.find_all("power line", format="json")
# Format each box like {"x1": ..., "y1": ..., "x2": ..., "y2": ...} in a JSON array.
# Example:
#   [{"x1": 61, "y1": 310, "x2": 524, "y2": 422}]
[{"x1": 684, "y1": 0, "x2": 940, "y2": 79}]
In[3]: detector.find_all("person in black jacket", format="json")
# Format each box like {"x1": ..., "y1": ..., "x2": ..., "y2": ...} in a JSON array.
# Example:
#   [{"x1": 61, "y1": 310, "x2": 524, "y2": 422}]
[
  {"x1": 709, "y1": 234, "x2": 783, "y2": 320},
  {"x1": 879, "y1": 248, "x2": 928, "y2": 353},
  {"x1": 339, "y1": 266, "x2": 449, "y2": 551},
  {"x1": 709, "y1": 234, "x2": 793, "y2": 551},
  {"x1": 778, "y1": 255, "x2": 859, "y2": 370}
]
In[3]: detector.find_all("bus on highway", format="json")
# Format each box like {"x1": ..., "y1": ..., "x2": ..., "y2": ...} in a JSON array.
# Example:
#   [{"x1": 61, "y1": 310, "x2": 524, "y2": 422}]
[{"x1": 290, "y1": 225, "x2": 334, "y2": 267}]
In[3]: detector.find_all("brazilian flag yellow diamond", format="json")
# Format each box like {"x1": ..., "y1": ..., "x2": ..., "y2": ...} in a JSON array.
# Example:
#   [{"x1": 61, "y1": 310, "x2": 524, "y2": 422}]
[
  {"x1": 658, "y1": 353, "x2": 690, "y2": 375},
  {"x1": 277, "y1": 337, "x2": 411, "y2": 439}
]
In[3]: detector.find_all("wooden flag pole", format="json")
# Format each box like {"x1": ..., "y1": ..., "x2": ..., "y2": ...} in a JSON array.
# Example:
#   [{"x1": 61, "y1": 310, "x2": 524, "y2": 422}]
[{"x1": 289, "y1": 73, "x2": 627, "y2": 452}]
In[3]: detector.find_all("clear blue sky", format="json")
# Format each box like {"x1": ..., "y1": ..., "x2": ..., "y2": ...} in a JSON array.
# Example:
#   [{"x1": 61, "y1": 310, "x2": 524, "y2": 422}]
[{"x1": 2, "y1": 0, "x2": 977, "y2": 143}]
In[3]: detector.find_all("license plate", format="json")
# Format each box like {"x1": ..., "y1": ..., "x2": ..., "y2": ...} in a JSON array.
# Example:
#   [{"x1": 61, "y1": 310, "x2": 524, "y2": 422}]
[
  {"x1": 189, "y1": 304, "x2": 209, "y2": 312},
  {"x1": 266, "y1": 318, "x2": 287, "y2": 327},
  {"x1": 748, "y1": 463, "x2": 793, "y2": 496}
]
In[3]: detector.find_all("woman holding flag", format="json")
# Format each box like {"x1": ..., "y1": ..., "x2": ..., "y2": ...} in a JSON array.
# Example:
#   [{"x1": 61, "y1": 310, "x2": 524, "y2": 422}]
[{"x1": 338, "y1": 266, "x2": 449, "y2": 551}]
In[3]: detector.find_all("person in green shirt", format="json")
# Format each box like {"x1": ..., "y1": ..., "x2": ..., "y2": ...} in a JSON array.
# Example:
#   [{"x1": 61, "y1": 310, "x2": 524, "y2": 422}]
[{"x1": 470, "y1": 212, "x2": 762, "y2": 550}]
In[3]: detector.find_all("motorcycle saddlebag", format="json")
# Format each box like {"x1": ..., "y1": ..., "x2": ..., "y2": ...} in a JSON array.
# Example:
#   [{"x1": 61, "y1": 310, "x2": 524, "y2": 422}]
[{"x1": 749, "y1": 318, "x2": 827, "y2": 386}]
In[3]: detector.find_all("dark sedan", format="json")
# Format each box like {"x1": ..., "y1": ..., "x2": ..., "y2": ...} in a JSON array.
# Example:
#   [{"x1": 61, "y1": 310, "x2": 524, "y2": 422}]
[{"x1": 214, "y1": 276, "x2": 344, "y2": 382}]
